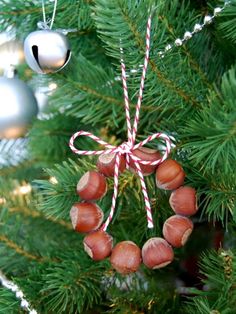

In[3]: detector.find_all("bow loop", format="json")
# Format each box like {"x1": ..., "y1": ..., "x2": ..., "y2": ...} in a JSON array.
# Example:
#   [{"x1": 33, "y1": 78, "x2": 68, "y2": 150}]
[
  {"x1": 69, "y1": 130, "x2": 115, "y2": 156},
  {"x1": 131, "y1": 132, "x2": 172, "y2": 166}
]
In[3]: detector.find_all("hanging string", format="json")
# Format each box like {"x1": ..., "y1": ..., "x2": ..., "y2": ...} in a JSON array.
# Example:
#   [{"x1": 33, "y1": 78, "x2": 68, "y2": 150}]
[
  {"x1": 103, "y1": 15, "x2": 156, "y2": 229},
  {"x1": 131, "y1": 16, "x2": 151, "y2": 146},
  {"x1": 69, "y1": 14, "x2": 172, "y2": 230},
  {"x1": 41, "y1": 0, "x2": 47, "y2": 25},
  {"x1": 41, "y1": 0, "x2": 57, "y2": 29}
]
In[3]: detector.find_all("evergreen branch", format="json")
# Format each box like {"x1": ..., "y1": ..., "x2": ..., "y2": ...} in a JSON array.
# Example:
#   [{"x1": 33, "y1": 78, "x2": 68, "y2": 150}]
[
  {"x1": 182, "y1": 164, "x2": 235, "y2": 224},
  {"x1": 0, "y1": 159, "x2": 38, "y2": 177},
  {"x1": 0, "y1": 0, "x2": 84, "y2": 17},
  {"x1": 0, "y1": 288, "x2": 22, "y2": 314},
  {"x1": 74, "y1": 81, "x2": 123, "y2": 106},
  {"x1": 0, "y1": 7, "x2": 41, "y2": 16},
  {"x1": 158, "y1": 2, "x2": 218, "y2": 87},
  {"x1": 53, "y1": 67, "x2": 155, "y2": 117},
  {"x1": 182, "y1": 66, "x2": 236, "y2": 175},
  {"x1": 0, "y1": 234, "x2": 45, "y2": 262},
  {"x1": 177, "y1": 45, "x2": 212, "y2": 88},
  {"x1": 218, "y1": 0, "x2": 236, "y2": 44},
  {"x1": 40, "y1": 260, "x2": 108, "y2": 314},
  {"x1": 0, "y1": 207, "x2": 82, "y2": 267},
  {"x1": 0, "y1": 140, "x2": 43, "y2": 182},
  {"x1": 8, "y1": 207, "x2": 72, "y2": 230},
  {"x1": 35, "y1": 159, "x2": 91, "y2": 220},
  {"x1": 185, "y1": 249, "x2": 236, "y2": 314},
  {"x1": 49, "y1": 56, "x2": 131, "y2": 128},
  {"x1": 28, "y1": 114, "x2": 87, "y2": 163},
  {"x1": 148, "y1": 59, "x2": 200, "y2": 107},
  {"x1": 94, "y1": 0, "x2": 202, "y2": 108},
  {"x1": 104, "y1": 271, "x2": 180, "y2": 314}
]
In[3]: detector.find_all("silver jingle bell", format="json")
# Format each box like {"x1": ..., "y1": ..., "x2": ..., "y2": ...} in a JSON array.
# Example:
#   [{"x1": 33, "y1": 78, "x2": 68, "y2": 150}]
[
  {"x1": 24, "y1": 29, "x2": 71, "y2": 74},
  {"x1": 0, "y1": 76, "x2": 38, "y2": 139}
]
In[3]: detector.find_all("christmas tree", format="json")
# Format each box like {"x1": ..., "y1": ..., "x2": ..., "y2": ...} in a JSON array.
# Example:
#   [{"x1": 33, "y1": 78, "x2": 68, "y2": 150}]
[{"x1": 0, "y1": 0, "x2": 236, "y2": 313}]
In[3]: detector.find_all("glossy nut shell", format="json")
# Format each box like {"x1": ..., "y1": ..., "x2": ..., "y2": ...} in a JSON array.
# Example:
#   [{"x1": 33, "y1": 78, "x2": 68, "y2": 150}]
[
  {"x1": 77, "y1": 171, "x2": 107, "y2": 201},
  {"x1": 156, "y1": 159, "x2": 185, "y2": 190}
]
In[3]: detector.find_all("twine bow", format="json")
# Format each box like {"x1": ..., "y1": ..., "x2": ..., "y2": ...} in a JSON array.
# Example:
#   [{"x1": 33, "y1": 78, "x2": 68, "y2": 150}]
[{"x1": 69, "y1": 15, "x2": 171, "y2": 231}]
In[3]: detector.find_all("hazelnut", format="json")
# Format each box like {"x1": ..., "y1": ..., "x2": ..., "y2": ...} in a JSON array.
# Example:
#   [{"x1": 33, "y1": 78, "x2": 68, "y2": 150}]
[
  {"x1": 70, "y1": 202, "x2": 103, "y2": 233},
  {"x1": 169, "y1": 186, "x2": 198, "y2": 216},
  {"x1": 97, "y1": 152, "x2": 126, "y2": 177},
  {"x1": 155, "y1": 159, "x2": 185, "y2": 190},
  {"x1": 130, "y1": 147, "x2": 161, "y2": 175},
  {"x1": 142, "y1": 237, "x2": 174, "y2": 269},
  {"x1": 84, "y1": 230, "x2": 113, "y2": 261},
  {"x1": 110, "y1": 241, "x2": 142, "y2": 274},
  {"x1": 163, "y1": 215, "x2": 193, "y2": 247},
  {"x1": 77, "y1": 171, "x2": 107, "y2": 201}
]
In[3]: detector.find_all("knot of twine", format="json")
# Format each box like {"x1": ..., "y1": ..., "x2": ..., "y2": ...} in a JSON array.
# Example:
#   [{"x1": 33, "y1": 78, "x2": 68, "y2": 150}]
[
  {"x1": 69, "y1": 15, "x2": 171, "y2": 230},
  {"x1": 37, "y1": 21, "x2": 51, "y2": 30}
]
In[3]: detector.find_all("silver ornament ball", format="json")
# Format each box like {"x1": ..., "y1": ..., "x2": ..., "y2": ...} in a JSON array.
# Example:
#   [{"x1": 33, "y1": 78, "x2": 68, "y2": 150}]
[
  {"x1": 0, "y1": 40, "x2": 24, "y2": 73},
  {"x1": 24, "y1": 30, "x2": 71, "y2": 74},
  {"x1": 0, "y1": 77, "x2": 38, "y2": 139}
]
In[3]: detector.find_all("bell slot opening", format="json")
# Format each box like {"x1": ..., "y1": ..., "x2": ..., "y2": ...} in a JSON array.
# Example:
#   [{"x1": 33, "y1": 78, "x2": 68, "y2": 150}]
[
  {"x1": 32, "y1": 45, "x2": 42, "y2": 69},
  {"x1": 63, "y1": 50, "x2": 71, "y2": 66}
]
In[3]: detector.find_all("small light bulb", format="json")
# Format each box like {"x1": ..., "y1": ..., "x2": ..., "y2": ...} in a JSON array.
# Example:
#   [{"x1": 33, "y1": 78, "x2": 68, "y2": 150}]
[
  {"x1": 16, "y1": 291, "x2": 24, "y2": 298},
  {"x1": 175, "y1": 39, "x2": 183, "y2": 46},
  {"x1": 20, "y1": 299, "x2": 29, "y2": 308},
  {"x1": 0, "y1": 197, "x2": 6, "y2": 204},
  {"x1": 165, "y1": 44, "x2": 172, "y2": 51},
  {"x1": 19, "y1": 184, "x2": 32, "y2": 194},
  {"x1": 49, "y1": 176, "x2": 58, "y2": 184},
  {"x1": 13, "y1": 184, "x2": 32, "y2": 195},
  {"x1": 48, "y1": 82, "x2": 57, "y2": 91}
]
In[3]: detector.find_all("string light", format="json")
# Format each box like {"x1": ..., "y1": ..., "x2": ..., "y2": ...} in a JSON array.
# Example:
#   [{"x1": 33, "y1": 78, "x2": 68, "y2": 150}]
[
  {"x1": 13, "y1": 183, "x2": 32, "y2": 196},
  {"x1": 158, "y1": 1, "x2": 231, "y2": 59},
  {"x1": 49, "y1": 176, "x2": 58, "y2": 184},
  {"x1": 0, "y1": 197, "x2": 6, "y2": 204},
  {"x1": 48, "y1": 82, "x2": 57, "y2": 91},
  {"x1": 0, "y1": 271, "x2": 38, "y2": 314}
]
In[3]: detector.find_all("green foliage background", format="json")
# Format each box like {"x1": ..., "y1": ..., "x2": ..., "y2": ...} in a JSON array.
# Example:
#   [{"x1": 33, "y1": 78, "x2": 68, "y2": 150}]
[{"x1": 0, "y1": 0, "x2": 235, "y2": 313}]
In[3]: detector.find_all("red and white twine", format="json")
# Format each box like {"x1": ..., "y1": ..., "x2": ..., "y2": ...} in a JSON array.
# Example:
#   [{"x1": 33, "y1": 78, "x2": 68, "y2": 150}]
[{"x1": 69, "y1": 15, "x2": 171, "y2": 230}]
